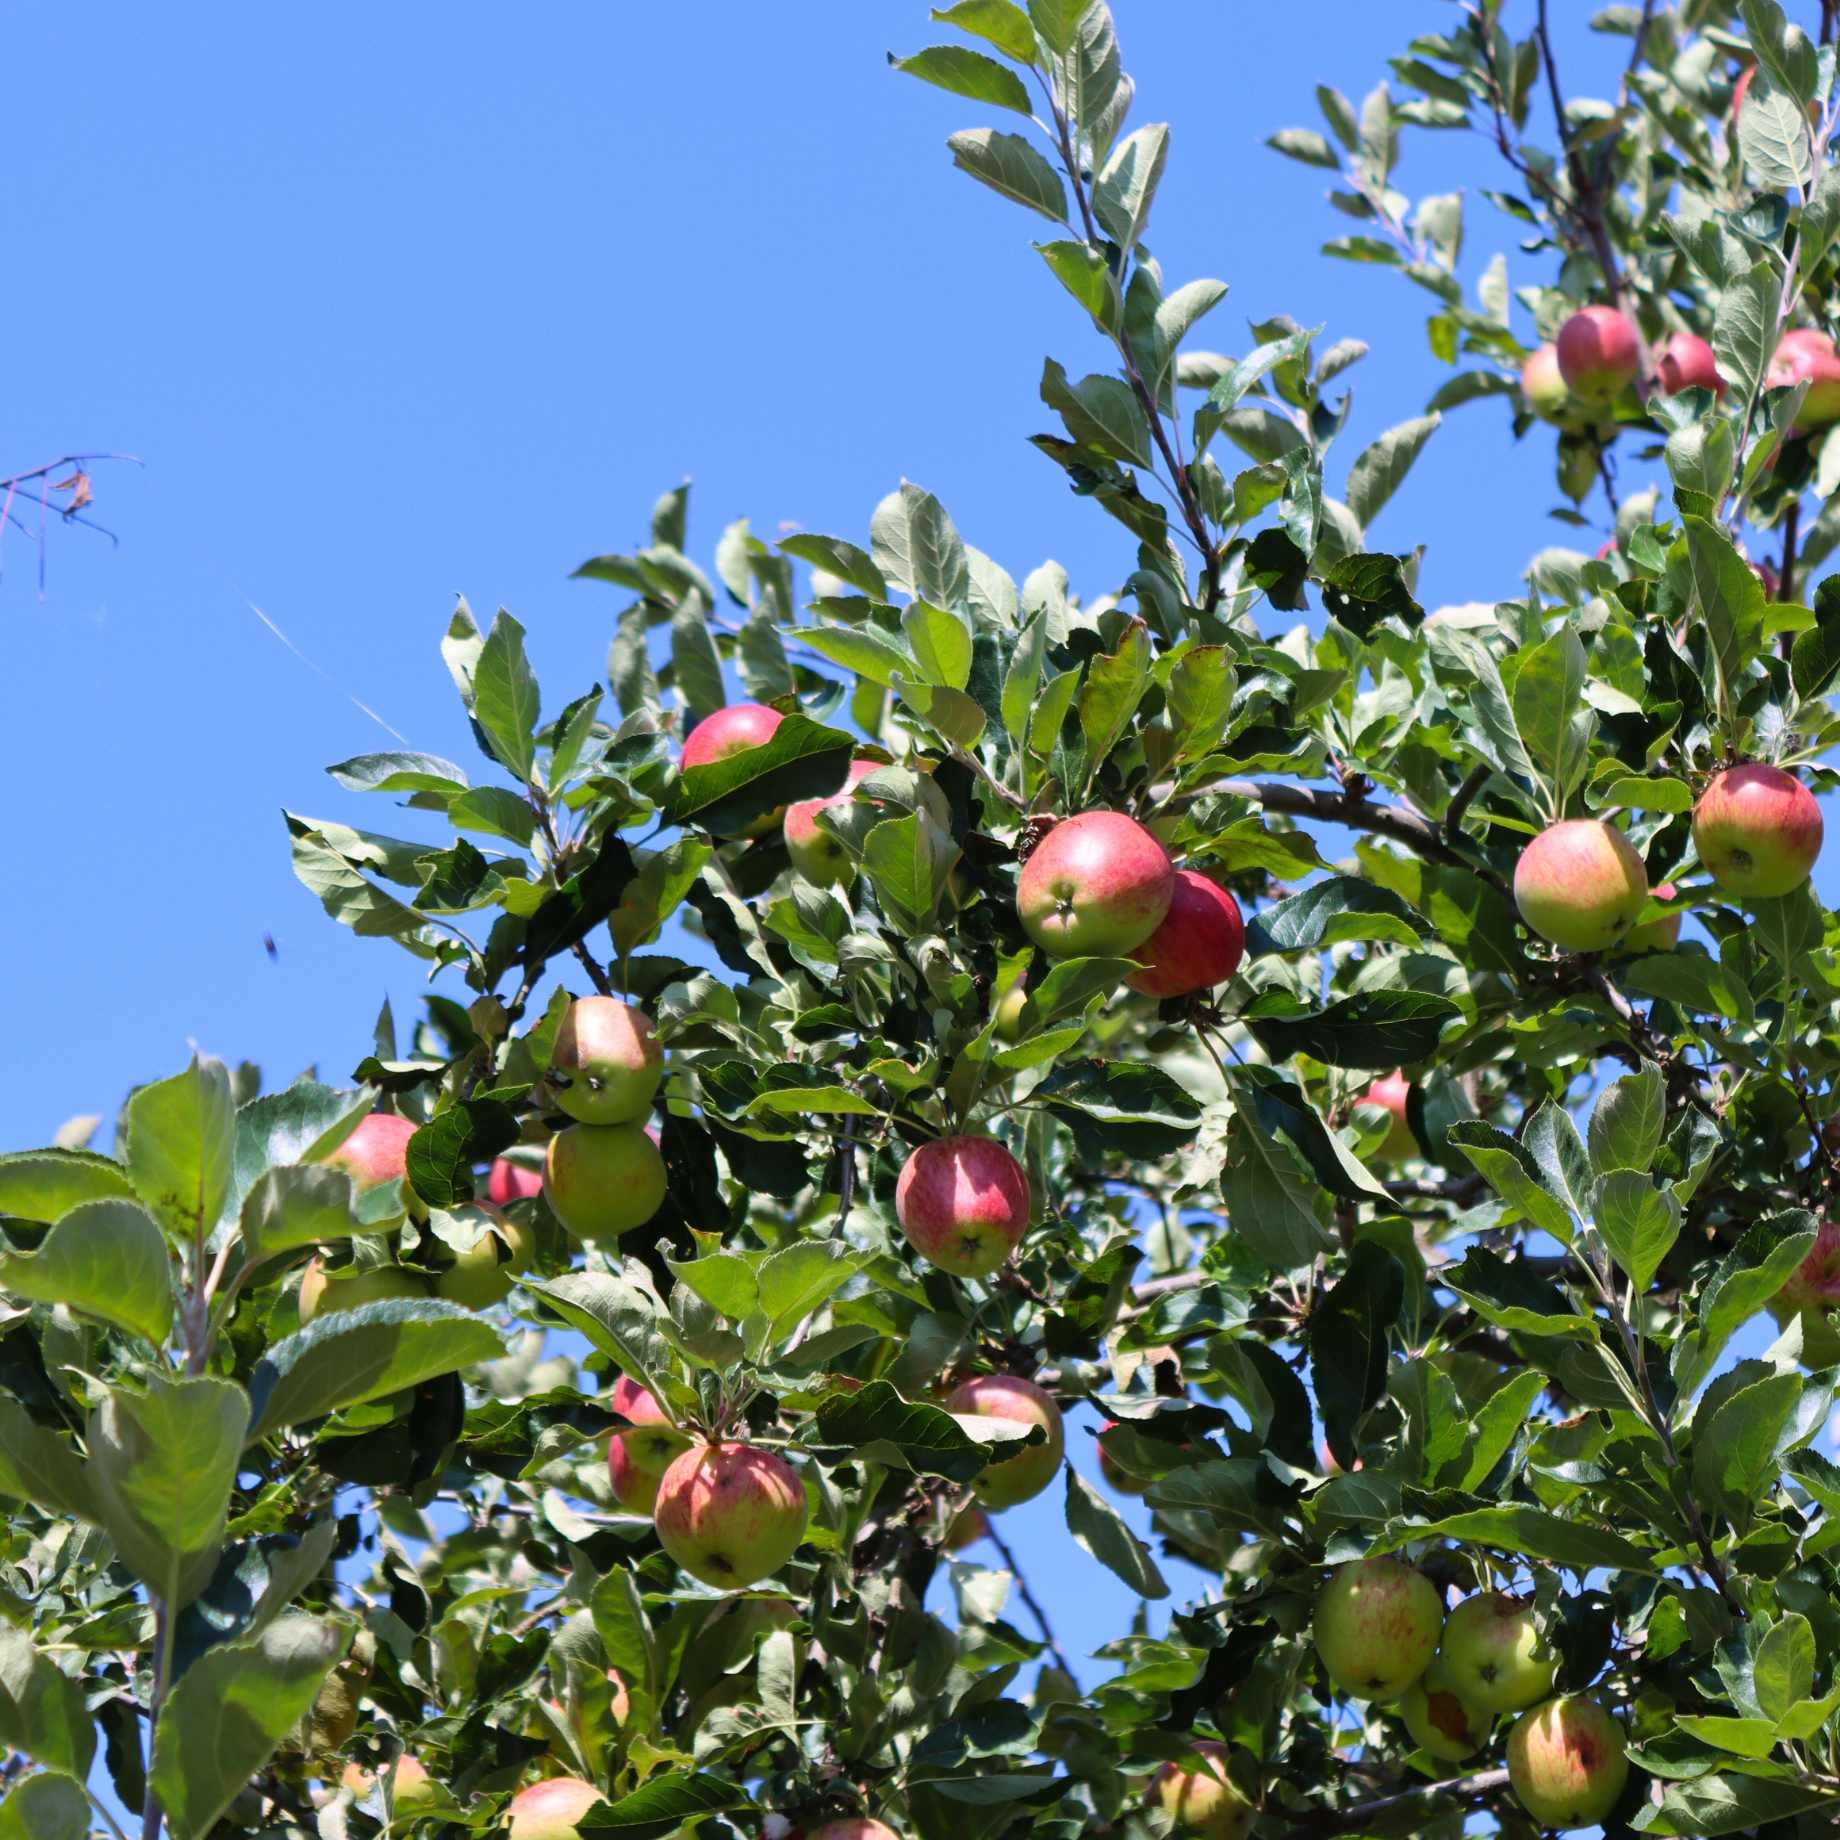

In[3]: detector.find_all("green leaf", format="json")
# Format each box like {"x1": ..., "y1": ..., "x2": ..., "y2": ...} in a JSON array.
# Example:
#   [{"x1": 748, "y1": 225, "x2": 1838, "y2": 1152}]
[
  {"x1": 0, "y1": 1775, "x2": 88, "y2": 1840},
  {"x1": 862, "y1": 811, "x2": 962, "y2": 934},
  {"x1": 667, "y1": 1251, "x2": 758, "y2": 1322},
  {"x1": 1093, "y1": 124, "x2": 1168, "y2": 249},
  {"x1": 1754, "y1": 1612, "x2": 1814, "y2": 1723},
  {"x1": 0, "y1": 1198, "x2": 174, "y2": 1345},
  {"x1": 1064, "y1": 1466, "x2": 1167, "y2": 1597},
  {"x1": 1741, "y1": 0, "x2": 1819, "y2": 103},
  {"x1": 1002, "y1": 611, "x2": 1048, "y2": 743},
  {"x1": 610, "y1": 838, "x2": 712, "y2": 955},
  {"x1": 1267, "y1": 127, "x2": 1340, "y2": 168},
  {"x1": 1376, "y1": 1506, "x2": 1652, "y2": 1574},
  {"x1": 1037, "y1": 1060, "x2": 1204, "y2": 1159},
  {"x1": 1632, "y1": 1773, "x2": 1840, "y2": 1834},
  {"x1": 150, "y1": 1616, "x2": 350, "y2": 1840},
  {"x1": 88, "y1": 1374, "x2": 248, "y2": 1610},
  {"x1": 1027, "y1": 0, "x2": 1095, "y2": 53},
  {"x1": 589, "y1": 1568, "x2": 656, "y2": 1719},
  {"x1": 669, "y1": 713, "x2": 856, "y2": 837},
  {"x1": 1693, "y1": 1370, "x2": 1801, "y2": 1522},
  {"x1": 780, "y1": 532, "x2": 889, "y2": 599},
  {"x1": 757, "y1": 1242, "x2": 859, "y2": 1334},
  {"x1": 1588, "y1": 1063, "x2": 1666, "y2": 1176},
  {"x1": 799, "y1": 624, "x2": 915, "y2": 689},
  {"x1": 0, "y1": 1399, "x2": 95, "y2": 1523},
  {"x1": 1218, "y1": 1112, "x2": 1334, "y2": 1272},
  {"x1": 811, "y1": 1379, "x2": 1039, "y2": 1482},
  {"x1": 0, "y1": 1625, "x2": 95, "y2": 1780},
  {"x1": 1671, "y1": 1715, "x2": 1778, "y2": 1759},
  {"x1": 124, "y1": 1057, "x2": 235, "y2": 1242},
  {"x1": 872, "y1": 482, "x2": 969, "y2": 610},
  {"x1": 580, "y1": 1770, "x2": 749, "y2": 1839},
  {"x1": 1311, "y1": 1240, "x2": 1403, "y2": 1470},
  {"x1": 1041, "y1": 360, "x2": 1151, "y2": 465},
  {"x1": 474, "y1": 610, "x2": 541, "y2": 783},
  {"x1": 1446, "y1": 1121, "x2": 1577, "y2": 1241},
  {"x1": 1076, "y1": 620, "x2": 1153, "y2": 789},
  {"x1": 246, "y1": 1299, "x2": 504, "y2": 1440},
  {"x1": 1686, "y1": 515, "x2": 1768, "y2": 726},
  {"x1": 892, "y1": 45, "x2": 1033, "y2": 115},
  {"x1": 404, "y1": 1098, "x2": 519, "y2": 1209},
  {"x1": 327, "y1": 750, "x2": 470, "y2": 795},
  {"x1": 1451, "y1": 1369, "x2": 1549, "y2": 1490},
  {"x1": 1674, "y1": 1213, "x2": 1816, "y2": 1396},
  {"x1": 932, "y1": 0, "x2": 1037, "y2": 61},
  {"x1": 1739, "y1": 79, "x2": 1814, "y2": 189},
  {"x1": 1510, "y1": 625, "x2": 1591, "y2": 813},
  {"x1": 0, "y1": 1148, "x2": 137, "y2": 1224},
  {"x1": 903, "y1": 601, "x2": 975, "y2": 689},
  {"x1": 526, "y1": 1272, "x2": 675, "y2": 1397},
  {"x1": 671, "y1": 598, "x2": 726, "y2": 729},
  {"x1": 1594, "y1": 1172, "x2": 1682, "y2": 1293},
  {"x1": 1037, "y1": 239, "x2": 1115, "y2": 327},
  {"x1": 1020, "y1": 956, "x2": 1138, "y2": 1028},
  {"x1": 1345, "y1": 413, "x2": 1439, "y2": 529},
  {"x1": 1440, "y1": 1247, "x2": 1593, "y2": 1338},
  {"x1": 1244, "y1": 875, "x2": 1430, "y2": 954},
  {"x1": 946, "y1": 127, "x2": 1068, "y2": 223},
  {"x1": 1240, "y1": 989, "x2": 1459, "y2": 1069},
  {"x1": 236, "y1": 1165, "x2": 361, "y2": 1264}
]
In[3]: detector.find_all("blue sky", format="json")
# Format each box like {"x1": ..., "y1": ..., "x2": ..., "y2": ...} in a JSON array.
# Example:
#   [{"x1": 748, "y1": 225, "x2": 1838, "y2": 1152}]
[{"x1": 2, "y1": 0, "x2": 1811, "y2": 1719}]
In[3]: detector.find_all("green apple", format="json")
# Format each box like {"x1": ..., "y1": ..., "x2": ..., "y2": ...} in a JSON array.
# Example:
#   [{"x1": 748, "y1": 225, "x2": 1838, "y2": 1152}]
[
  {"x1": 1513, "y1": 819, "x2": 1649, "y2": 952},
  {"x1": 1439, "y1": 1591, "x2": 1556, "y2": 1713},
  {"x1": 1311, "y1": 1557, "x2": 1443, "y2": 1701},
  {"x1": 544, "y1": 1123, "x2": 666, "y2": 1241},
  {"x1": 547, "y1": 996, "x2": 663, "y2": 1125},
  {"x1": 1147, "y1": 1741, "x2": 1254, "y2": 1840},
  {"x1": 1507, "y1": 1697, "x2": 1628, "y2": 1830}
]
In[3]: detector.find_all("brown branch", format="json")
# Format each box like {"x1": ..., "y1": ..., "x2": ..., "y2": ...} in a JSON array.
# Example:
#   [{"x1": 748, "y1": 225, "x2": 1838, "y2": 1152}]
[
  {"x1": 1441, "y1": 763, "x2": 1490, "y2": 845},
  {"x1": 1781, "y1": 496, "x2": 1801, "y2": 613},
  {"x1": 1283, "y1": 1767, "x2": 1510, "y2": 1839},
  {"x1": 982, "y1": 1513, "x2": 1078, "y2": 1685},
  {"x1": 1535, "y1": 0, "x2": 1630, "y2": 310}
]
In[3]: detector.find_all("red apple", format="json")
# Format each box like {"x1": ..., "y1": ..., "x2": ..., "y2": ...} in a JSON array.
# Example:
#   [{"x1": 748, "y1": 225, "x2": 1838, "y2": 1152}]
[
  {"x1": 607, "y1": 1375, "x2": 691, "y2": 1513},
  {"x1": 946, "y1": 1374, "x2": 1064, "y2": 1508},
  {"x1": 1622, "y1": 881, "x2": 1681, "y2": 954},
  {"x1": 784, "y1": 758, "x2": 881, "y2": 886},
  {"x1": 548, "y1": 997, "x2": 664, "y2": 1126},
  {"x1": 652, "y1": 1441, "x2": 808, "y2": 1589},
  {"x1": 1653, "y1": 330, "x2": 1724, "y2": 398},
  {"x1": 298, "y1": 1257, "x2": 428, "y2": 1324},
  {"x1": 1769, "y1": 1219, "x2": 1840, "y2": 1365},
  {"x1": 322, "y1": 1113, "x2": 417, "y2": 1189},
  {"x1": 1506, "y1": 1697, "x2": 1629, "y2": 1829},
  {"x1": 544, "y1": 1123, "x2": 667, "y2": 1241},
  {"x1": 488, "y1": 1156, "x2": 543, "y2": 1204},
  {"x1": 434, "y1": 1205, "x2": 536, "y2": 1309},
  {"x1": 680, "y1": 702, "x2": 787, "y2": 835},
  {"x1": 1555, "y1": 306, "x2": 1640, "y2": 403},
  {"x1": 1520, "y1": 344, "x2": 1579, "y2": 426},
  {"x1": 1513, "y1": 820, "x2": 1649, "y2": 952},
  {"x1": 1126, "y1": 869, "x2": 1244, "y2": 998},
  {"x1": 1693, "y1": 763, "x2": 1823, "y2": 897},
  {"x1": 943, "y1": 1505, "x2": 987, "y2": 1552},
  {"x1": 1769, "y1": 329, "x2": 1840, "y2": 429},
  {"x1": 505, "y1": 1777, "x2": 603, "y2": 1840},
  {"x1": 1148, "y1": 1741, "x2": 1255, "y2": 1840},
  {"x1": 895, "y1": 1135, "x2": 1031, "y2": 1278},
  {"x1": 1356, "y1": 1072, "x2": 1417, "y2": 1164},
  {"x1": 1016, "y1": 811, "x2": 1175, "y2": 958}
]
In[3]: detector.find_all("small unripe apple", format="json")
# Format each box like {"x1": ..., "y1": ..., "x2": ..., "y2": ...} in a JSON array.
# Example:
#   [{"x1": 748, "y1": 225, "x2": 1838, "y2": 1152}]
[
  {"x1": 895, "y1": 1135, "x2": 1031, "y2": 1278},
  {"x1": 1147, "y1": 1741, "x2": 1254, "y2": 1840},
  {"x1": 488, "y1": 1155, "x2": 544, "y2": 1203},
  {"x1": 342, "y1": 1755, "x2": 442, "y2": 1821},
  {"x1": 1769, "y1": 329, "x2": 1840, "y2": 429},
  {"x1": 1521, "y1": 344, "x2": 1579, "y2": 426},
  {"x1": 505, "y1": 1777, "x2": 604, "y2": 1840},
  {"x1": 544, "y1": 1123, "x2": 667, "y2": 1241},
  {"x1": 323, "y1": 1112, "x2": 417, "y2": 1189},
  {"x1": 1096, "y1": 1421, "x2": 1151, "y2": 1496},
  {"x1": 1513, "y1": 820, "x2": 1649, "y2": 952},
  {"x1": 1400, "y1": 1659, "x2": 1490, "y2": 1761},
  {"x1": 1311, "y1": 1557, "x2": 1443, "y2": 1701},
  {"x1": 1622, "y1": 880, "x2": 1681, "y2": 954},
  {"x1": 1126, "y1": 869, "x2": 1245, "y2": 998},
  {"x1": 1439, "y1": 1591, "x2": 1556, "y2": 1713},
  {"x1": 946, "y1": 1374, "x2": 1064, "y2": 1509},
  {"x1": 1653, "y1": 330, "x2": 1724, "y2": 398},
  {"x1": 296, "y1": 1657, "x2": 364, "y2": 1758},
  {"x1": 784, "y1": 758, "x2": 881, "y2": 885},
  {"x1": 1356, "y1": 1072, "x2": 1416, "y2": 1164},
  {"x1": 1555, "y1": 306, "x2": 1640, "y2": 403},
  {"x1": 943, "y1": 1506, "x2": 987, "y2": 1552},
  {"x1": 607, "y1": 1375, "x2": 691, "y2": 1513},
  {"x1": 434, "y1": 1205, "x2": 536, "y2": 1309},
  {"x1": 992, "y1": 984, "x2": 1028, "y2": 1042},
  {"x1": 1693, "y1": 762, "x2": 1823, "y2": 898},
  {"x1": 1506, "y1": 1697, "x2": 1629, "y2": 1830},
  {"x1": 298, "y1": 1257, "x2": 429, "y2": 1325},
  {"x1": 653, "y1": 1442, "x2": 808, "y2": 1589},
  {"x1": 548, "y1": 997, "x2": 664, "y2": 1126},
  {"x1": 1016, "y1": 811, "x2": 1175, "y2": 958},
  {"x1": 680, "y1": 702, "x2": 787, "y2": 835},
  {"x1": 1768, "y1": 1218, "x2": 1840, "y2": 1365}
]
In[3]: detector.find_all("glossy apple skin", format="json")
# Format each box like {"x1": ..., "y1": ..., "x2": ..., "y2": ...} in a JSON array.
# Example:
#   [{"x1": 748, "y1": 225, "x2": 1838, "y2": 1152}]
[
  {"x1": 1622, "y1": 880, "x2": 1681, "y2": 954},
  {"x1": 680, "y1": 702, "x2": 786, "y2": 835},
  {"x1": 1514, "y1": 820, "x2": 1649, "y2": 952},
  {"x1": 548, "y1": 997, "x2": 664, "y2": 1125},
  {"x1": 1521, "y1": 343, "x2": 1578, "y2": 425},
  {"x1": 1016, "y1": 811, "x2": 1175, "y2": 958},
  {"x1": 1507, "y1": 1697, "x2": 1629, "y2": 1830},
  {"x1": 544, "y1": 1123, "x2": 667, "y2": 1241},
  {"x1": 1357, "y1": 1071, "x2": 1417, "y2": 1164},
  {"x1": 298, "y1": 1258, "x2": 428, "y2": 1324},
  {"x1": 323, "y1": 1113, "x2": 417, "y2": 1188},
  {"x1": 505, "y1": 1777, "x2": 603, "y2": 1840},
  {"x1": 993, "y1": 984, "x2": 1028, "y2": 1042},
  {"x1": 1127, "y1": 870, "x2": 1245, "y2": 998},
  {"x1": 488, "y1": 1156, "x2": 544, "y2": 1203},
  {"x1": 1440, "y1": 1591, "x2": 1556, "y2": 1713},
  {"x1": 1653, "y1": 330, "x2": 1724, "y2": 398},
  {"x1": 1555, "y1": 306, "x2": 1641, "y2": 402},
  {"x1": 1400, "y1": 1659, "x2": 1490, "y2": 1761},
  {"x1": 1769, "y1": 329, "x2": 1840, "y2": 429},
  {"x1": 607, "y1": 1376, "x2": 691, "y2": 1513},
  {"x1": 946, "y1": 1374, "x2": 1064, "y2": 1509},
  {"x1": 895, "y1": 1135, "x2": 1031, "y2": 1278},
  {"x1": 1148, "y1": 1741, "x2": 1255, "y2": 1840},
  {"x1": 653, "y1": 1442, "x2": 807, "y2": 1589},
  {"x1": 1693, "y1": 763, "x2": 1823, "y2": 898},
  {"x1": 784, "y1": 758, "x2": 880, "y2": 885},
  {"x1": 1311, "y1": 1557, "x2": 1444, "y2": 1702},
  {"x1": 1769, "y1": 1218, "x2": 1840, "y2": 1365},
  {"x1": 435, "y1": 1205, "x2": 536, "y2": 1308}
]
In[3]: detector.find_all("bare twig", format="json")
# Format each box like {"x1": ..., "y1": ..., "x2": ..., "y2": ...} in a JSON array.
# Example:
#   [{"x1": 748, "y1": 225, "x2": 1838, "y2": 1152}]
[
  {"x1": 981, "y1": 1513, "x2": 1078, "y2": 1685},
  {"x1": 1282, "y1": 1767, "x2": 1510, "y2": 1839}
]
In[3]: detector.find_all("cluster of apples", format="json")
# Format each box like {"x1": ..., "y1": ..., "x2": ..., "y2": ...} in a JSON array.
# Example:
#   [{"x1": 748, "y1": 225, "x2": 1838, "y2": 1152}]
[
  {"x1": 1310, "y1": 1558, "x2": 1628, "y2": 1831},
  {"x1": 1512, "y1": 763, "x2": 1823, "y2": 955}
]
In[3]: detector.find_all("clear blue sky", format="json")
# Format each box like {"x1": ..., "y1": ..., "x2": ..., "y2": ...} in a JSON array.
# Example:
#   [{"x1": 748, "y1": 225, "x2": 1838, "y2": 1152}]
[{"x1": 2, "y1": 0, "x2": 1804, "y2": 1693}]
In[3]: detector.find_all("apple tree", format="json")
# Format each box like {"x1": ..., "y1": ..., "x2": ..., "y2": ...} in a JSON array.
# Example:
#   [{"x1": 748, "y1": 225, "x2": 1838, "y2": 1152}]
[{"x1": 9, "y1": 2, "x2": 1840, "y2": 1837}]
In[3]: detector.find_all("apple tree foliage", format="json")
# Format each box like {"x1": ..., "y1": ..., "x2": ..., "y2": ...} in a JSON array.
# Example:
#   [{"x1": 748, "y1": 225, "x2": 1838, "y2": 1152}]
[{"x1": 12, "y1": 2, "x2": 1840, "y2": 1836}]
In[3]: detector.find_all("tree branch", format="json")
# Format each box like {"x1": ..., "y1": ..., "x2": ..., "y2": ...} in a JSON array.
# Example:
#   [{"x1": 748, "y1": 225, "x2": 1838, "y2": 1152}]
[
  {"x1": 981, "y1": 1513, "x2": 1078, "y2": 1685},
  {"x1": 1283, "y1": 1767, "x2": 1510, "y2": 1839}
]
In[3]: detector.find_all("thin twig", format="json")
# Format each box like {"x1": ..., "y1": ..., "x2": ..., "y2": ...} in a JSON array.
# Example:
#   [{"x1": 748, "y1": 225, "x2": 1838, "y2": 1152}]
[
  {"x1": 1282, "y1": 1767, "x2": 1510, "y2": 1839},
  {"x1": 982, "y1": 1514, "x2": 1078, "y2": 1685},
  {"x1": 1442, "y1": 763, "x2": 1490, "y2": 844}
]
